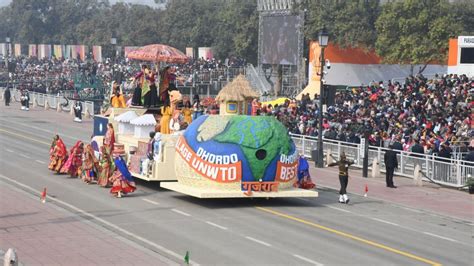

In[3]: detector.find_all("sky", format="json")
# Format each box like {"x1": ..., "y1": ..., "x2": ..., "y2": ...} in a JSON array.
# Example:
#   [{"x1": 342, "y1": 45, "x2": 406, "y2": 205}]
[{"x1": 0, "y1": 0, "x2": 163, "y2": 8}]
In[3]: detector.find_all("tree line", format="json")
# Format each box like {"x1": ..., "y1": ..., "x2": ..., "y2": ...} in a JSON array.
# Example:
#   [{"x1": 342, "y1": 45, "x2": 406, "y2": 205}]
[{"x1": 0, "y1": 0, "x2": 472, "y2": 66}]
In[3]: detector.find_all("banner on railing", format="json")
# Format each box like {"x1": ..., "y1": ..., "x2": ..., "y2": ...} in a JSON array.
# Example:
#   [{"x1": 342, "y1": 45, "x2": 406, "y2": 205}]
[
  {"x1": 38, "y1": 44, "x2": 52, "y2": 59},
  {"x1": 53, "y1": 45, "x2": 63, "y2": 59},
  {"x1": 28, "y1": 45, "x2": 37, "y2": 57},
  {"x1": 92, "y1": 46, "x2": 102, "y2": 62},
  {"x1": 14, "y1": 44, "x2": 21, "y2": 56},
  {"x1": 198, "y1": 47, "x2": 214, "y2": 60},
  {"x1": 64, "y1": 45, "x2": 72, "y2": 59},
  {"x1": 186, "y1": 47, "x2": 194, "y2": 58}
]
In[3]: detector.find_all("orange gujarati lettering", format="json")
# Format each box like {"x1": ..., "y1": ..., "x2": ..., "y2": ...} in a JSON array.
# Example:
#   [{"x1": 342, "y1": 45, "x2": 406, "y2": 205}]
[{"x1": 175, "y1": 136, "x2": 242, "y2": 183}]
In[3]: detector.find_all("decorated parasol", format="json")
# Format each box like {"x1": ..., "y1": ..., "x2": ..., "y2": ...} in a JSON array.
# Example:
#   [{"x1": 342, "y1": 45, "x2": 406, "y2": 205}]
[{"x1": 127, "y1": 44, "x2": 189, "y2": 64}]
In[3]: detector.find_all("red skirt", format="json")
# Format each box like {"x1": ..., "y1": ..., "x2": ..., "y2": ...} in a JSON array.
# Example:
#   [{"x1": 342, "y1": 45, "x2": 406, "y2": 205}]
[{"x1": 109, "y1": 172, "x2": 136, "y2": 195}]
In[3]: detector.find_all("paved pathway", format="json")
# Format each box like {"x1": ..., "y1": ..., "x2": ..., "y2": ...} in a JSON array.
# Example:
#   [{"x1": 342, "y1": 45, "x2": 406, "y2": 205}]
[
  {"x1": 0, "y1": 181, "x2": 175, "y2": 266},
  {"x1": 310, "y1": 164, "x2": 474, "y2": 222}
]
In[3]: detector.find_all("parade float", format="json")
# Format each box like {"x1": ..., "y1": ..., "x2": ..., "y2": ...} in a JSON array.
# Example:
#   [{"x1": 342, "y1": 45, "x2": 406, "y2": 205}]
[
  {"x1": 93, "y1": 44, "x2": 317, "y2": 198},
  {"x1": 165, "y1": 76, "x2": 316, "y2": 198}
]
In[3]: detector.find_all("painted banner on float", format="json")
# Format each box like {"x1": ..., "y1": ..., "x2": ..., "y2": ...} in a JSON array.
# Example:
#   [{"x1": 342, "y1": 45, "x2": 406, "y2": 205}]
[
  {"x1": 275, "y1": 159, "x2": 298, "y2": 183},
  {"x1": 176, "y1": 135, "x2": 242, "y2": 183},
  {"x1": 175, "y1": 115, "x2": 298, "y2": 190}
]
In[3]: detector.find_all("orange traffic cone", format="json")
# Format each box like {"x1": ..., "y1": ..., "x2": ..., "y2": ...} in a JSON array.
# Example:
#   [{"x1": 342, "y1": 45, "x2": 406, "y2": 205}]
[
  {"x1": 364, "y1": 184, "x2": 368, "y2": 197},
  {"x1": 41, "y1": 187, "x2": 47, "y2": 203}
]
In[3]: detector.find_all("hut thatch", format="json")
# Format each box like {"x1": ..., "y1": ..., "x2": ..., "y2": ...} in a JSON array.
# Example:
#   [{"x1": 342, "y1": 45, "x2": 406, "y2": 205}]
[{"x1": 215, "y1": 75, "x2": 260, "y2": 102}]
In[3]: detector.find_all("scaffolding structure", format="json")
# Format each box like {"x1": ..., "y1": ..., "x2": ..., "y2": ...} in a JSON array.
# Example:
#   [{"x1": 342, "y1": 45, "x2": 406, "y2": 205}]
[{"x1": 257, "y1": 0, "x2": 304, "y2": 97}]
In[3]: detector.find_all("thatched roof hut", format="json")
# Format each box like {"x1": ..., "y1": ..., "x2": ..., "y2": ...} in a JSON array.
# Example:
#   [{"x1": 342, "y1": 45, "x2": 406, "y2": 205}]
[{"x1": 215, "y1": 75, "x2": 260, "y2": 102}]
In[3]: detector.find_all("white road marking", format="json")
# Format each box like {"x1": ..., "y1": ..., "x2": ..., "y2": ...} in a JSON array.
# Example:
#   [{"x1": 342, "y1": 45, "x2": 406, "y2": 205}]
[
  {"x1": 0, "y1": 174, "x2": 200, "y2": 265},
  {"x1": 371, "y1": 218, "x2": 399, "y2": 227},
  {"x1": 142, "y1": 199, "x2": 160, "y2": 205},
  {"x1": 293, "y1": 254, "x2": 324, "y2": 266},
  {"x1": 35, "y1": 160, "x2": 46, "y2": 164},
  {"x1": 19, "y1": 153, "x2": 31, "y2": 159},
  {"x1": 6, "y1": 149, "x2": 14, "y2": 153},
  {"x1": 245, "y1": 236, "x2": 272, "y2": 247},
  {"x1": 397, "y1": 206, "x2": 423, "y2": 213},
  {"x1": 171, "y1": 208, "x2": 191, "y2": 217},
  {"x1": 205, "y1": 221, "x2": 228, "y2": 230},
  {"x1": 326, "y1": 205, "x2": 352, "y2": 213},
  {"x1": 423, "y1": 232, "x2": 457, "y2": 242},
  {"x1": 0, "y1": 118, "x2": 81, "y2": 141}
]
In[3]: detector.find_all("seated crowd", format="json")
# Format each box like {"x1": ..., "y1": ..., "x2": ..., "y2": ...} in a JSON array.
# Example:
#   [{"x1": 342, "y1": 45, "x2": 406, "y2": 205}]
[{"x1": 258, "y1": 74, "x2": 473, "y2": 160}]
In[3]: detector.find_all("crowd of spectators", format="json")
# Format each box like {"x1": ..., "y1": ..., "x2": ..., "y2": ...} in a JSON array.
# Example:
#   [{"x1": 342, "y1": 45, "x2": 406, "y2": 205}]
[
  {"x1": 3, "y1": 55, "x2": 471, "y2": 160},
  {"x1": 260, "y1": 74, "x2": 473, "y2": 160},
  {"x1": 1, "y1": 55, "x2": 247, "y2": 95}
]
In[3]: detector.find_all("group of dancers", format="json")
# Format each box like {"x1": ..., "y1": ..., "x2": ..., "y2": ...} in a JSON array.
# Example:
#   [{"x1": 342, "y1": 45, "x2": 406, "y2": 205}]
[
  {"x1": 47, "y1": 124, "x2": 136, "y2": 198},
  {"x1": 110, "y1": 64, "x2": 176, "y2": 109}
]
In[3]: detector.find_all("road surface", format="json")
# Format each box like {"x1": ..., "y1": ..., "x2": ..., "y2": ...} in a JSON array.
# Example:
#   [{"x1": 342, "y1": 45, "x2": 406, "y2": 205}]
[{"x1": 0, "y1": 104, "x2": 473, "y2": 265}]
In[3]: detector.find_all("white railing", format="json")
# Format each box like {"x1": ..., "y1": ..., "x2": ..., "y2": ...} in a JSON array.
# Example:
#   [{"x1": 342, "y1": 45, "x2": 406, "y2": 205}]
[
  {"x1": 290, "y1": 133, "x2": 473, "y2": 187},
  {"x1": 0, "y1": 87, "x2": 94, "y2": 117}
]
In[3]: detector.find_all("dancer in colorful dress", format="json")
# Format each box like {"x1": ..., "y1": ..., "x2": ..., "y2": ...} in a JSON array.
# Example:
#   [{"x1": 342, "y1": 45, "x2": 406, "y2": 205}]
[
  {"x1": 48, "y1": 135, "x2": 58, "y2": 167},
  {"x1": 60, "y1": 141, "x2": 84, "y2": 178},
  {"x1": 294, "y1": 155, "x2": 316, "y2": 189},
  {"x1": 159, "y1": 66, "x2": 176, "y2": 104},
  {"x1": 143, "y1": 68, "x2": 159, "y2": 108},
  {"x1": 98, "y1": 146, "x2": 113, "y2": 187},
  {"x1": 48, "y1": 135, "x2": 68, "y2": 173},
  {"x1": 110, "y1": 155, "x2": 136, "y2": 198},
  {"x1": 160, "y1": 101, "x2": 172, "y2": 134},
  {"x1": 82, "y1": 144, "x2": 98, "y2": 184},
  {"x1": 110, "y1": 82, "x2": 126, "y2": 108},
  {"x1": 104, "y1": 123, "x2": 115, "y2": 154},
  {"x1": 131, "y1": 65, "x2": 145, "y2": 106}
]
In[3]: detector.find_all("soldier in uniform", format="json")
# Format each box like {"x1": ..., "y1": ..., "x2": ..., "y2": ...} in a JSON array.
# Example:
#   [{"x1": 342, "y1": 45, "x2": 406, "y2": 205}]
[
  {"x1": 384, "y1": 144, "x2": 398, "y2": 188},
  {"x1": 329, "y1": 152, "x2": 355, "y2": 204}
]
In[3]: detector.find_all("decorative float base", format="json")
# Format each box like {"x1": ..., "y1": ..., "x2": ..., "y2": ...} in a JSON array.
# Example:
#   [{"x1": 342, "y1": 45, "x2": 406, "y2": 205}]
[{"x1": 160, "y1": 182, "x2": 319, "y2": 198}]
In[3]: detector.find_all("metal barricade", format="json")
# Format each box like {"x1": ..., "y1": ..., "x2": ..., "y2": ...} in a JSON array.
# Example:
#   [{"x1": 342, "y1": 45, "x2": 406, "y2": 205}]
[
  {"x1": 84, "y1": 101, "x2": 94, "y2": 116},
  {"x1": 290, "y1": 132, "x2": 474, "y2": 187},
  {"x1": 36, "y1": 93, "x2": 45, "y2": 106},
  {"x1": 45, "y1": 95, "x2": 57, "y2": 108}
]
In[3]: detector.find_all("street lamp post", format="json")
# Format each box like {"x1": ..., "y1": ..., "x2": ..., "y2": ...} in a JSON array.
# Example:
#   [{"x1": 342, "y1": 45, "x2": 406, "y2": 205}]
[
  {"x1": 110, "y1": 37, "x2": 117, "y2": 82},
  {"x1": 5, "y1": 37, "x2": 11, "y2": 89},
  {"x1": 316, "y1": 29, "x2": 328, "y2": 168},
  {"x1": 5, "y1": 37, "x2": 11, "y2": 58}
]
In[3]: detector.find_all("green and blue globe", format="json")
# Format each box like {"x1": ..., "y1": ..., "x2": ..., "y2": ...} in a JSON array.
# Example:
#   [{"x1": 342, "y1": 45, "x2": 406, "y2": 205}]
[{"x1": 175, "y1": 115, "x2": 297, "y2": 190}]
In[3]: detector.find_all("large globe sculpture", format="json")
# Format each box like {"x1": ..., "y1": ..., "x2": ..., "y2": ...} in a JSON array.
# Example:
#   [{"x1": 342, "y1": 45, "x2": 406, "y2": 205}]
[{"x1": 175, "y1": 115, "x2": 299, "y2": 192}]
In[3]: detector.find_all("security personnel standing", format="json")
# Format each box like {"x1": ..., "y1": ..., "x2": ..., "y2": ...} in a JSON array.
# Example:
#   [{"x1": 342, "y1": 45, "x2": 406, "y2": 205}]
[
  {"x1": 329, "y1": 152, "x2": 355, "y2": 204},
  {"x1": 384, "y1": 144, "x2": 398, "y2": 188},
  {"x1": 4, "y1": 87, "x2": 11, "y2": 106}
]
